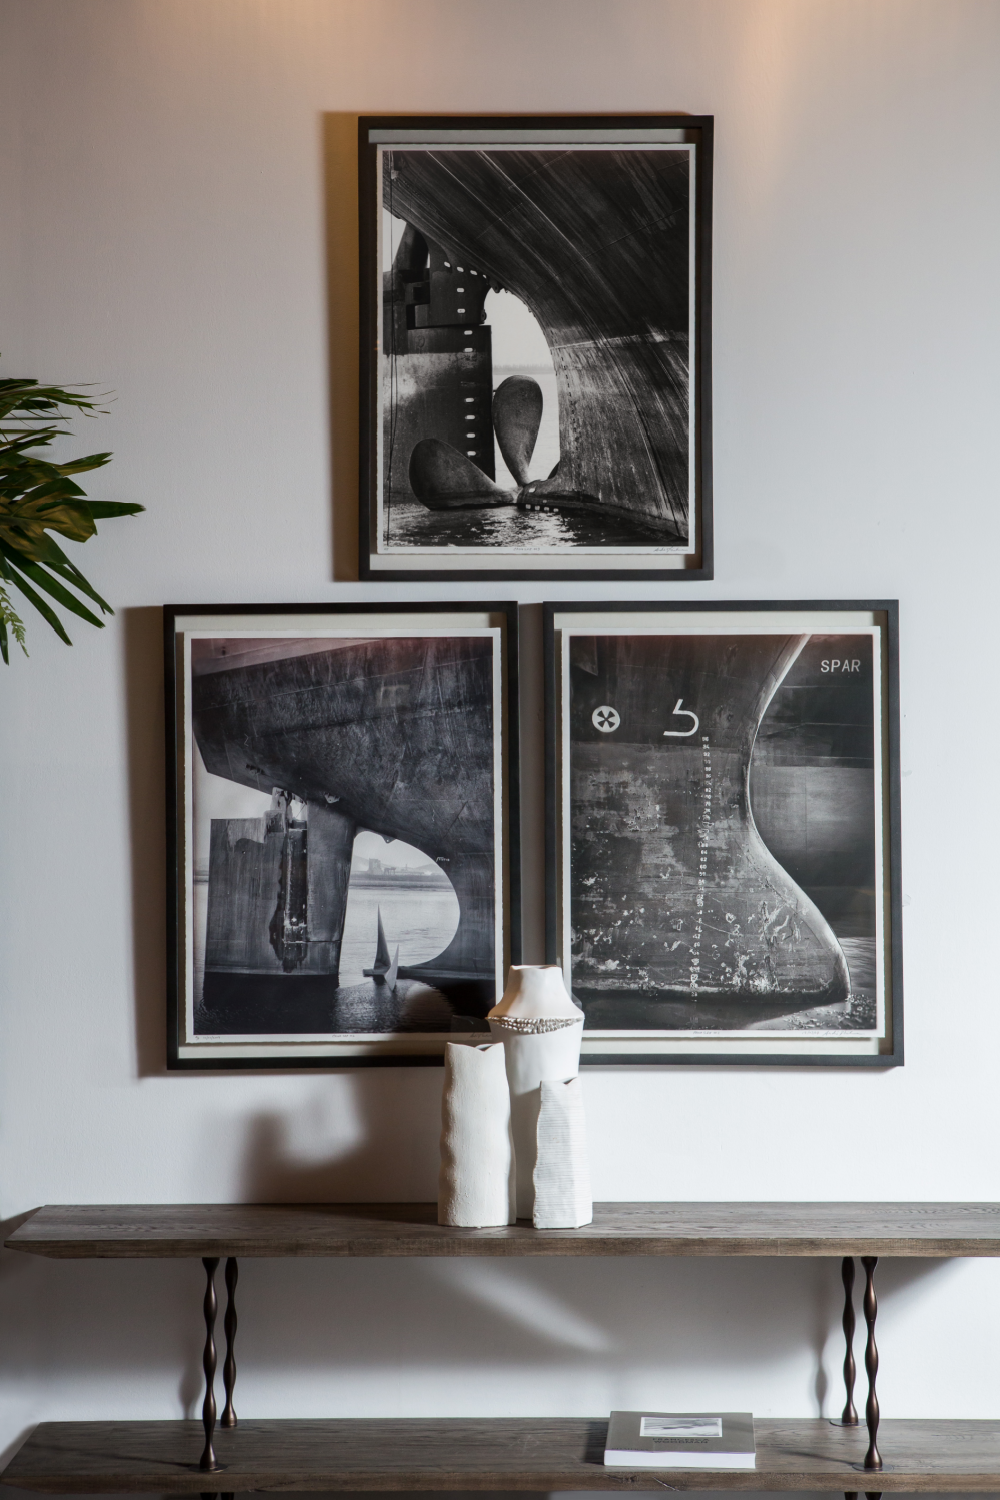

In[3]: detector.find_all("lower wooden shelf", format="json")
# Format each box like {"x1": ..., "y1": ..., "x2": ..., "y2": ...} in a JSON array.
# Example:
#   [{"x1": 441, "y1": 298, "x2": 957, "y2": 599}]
[{"x1": 4, "y1": 1418, "x2": 1000, "y2": 1493}]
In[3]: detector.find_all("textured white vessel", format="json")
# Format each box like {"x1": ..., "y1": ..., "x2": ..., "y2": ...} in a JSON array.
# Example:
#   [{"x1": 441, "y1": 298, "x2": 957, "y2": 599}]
[
  {"x1": 533, "y1": 1076, "x2": 593, "y2": 1228},
  {"x1": 437, "y1": 1041, "x2": 514, "y2": 1227},
  {"x1": 487, "y1": 965, "x2": 584, "y2": 1218}
]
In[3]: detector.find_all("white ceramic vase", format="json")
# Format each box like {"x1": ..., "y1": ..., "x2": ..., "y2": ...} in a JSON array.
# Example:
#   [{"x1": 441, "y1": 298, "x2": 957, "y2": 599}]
[
  {"x1": 437, "y1": 1041, "x2": 514, "y2": 1227},
  {"x1": 533, "y1": 1076, "x2": 592, "y2": 1228},
  {"x1": 487, "y1": 965, "x2": 585, "y2": 1219}
]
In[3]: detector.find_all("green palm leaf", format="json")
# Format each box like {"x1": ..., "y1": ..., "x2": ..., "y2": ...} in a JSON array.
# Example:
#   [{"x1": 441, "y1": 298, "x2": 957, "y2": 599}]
[
  {"x1": 0, "y1": 557, "x2": 73, "y2": 644},
  {"x1": 0, "y1": 581, "x2": 27, "y2": 663},
  {"x1": 2, "y1": 553, "x2": 105, "y2": 630},
  {"x1": 77, "y1": 500, "x2": 144, "y2": 518},
  {"x1": 0, "y1": 362, "x2": 143, "y2": 659},
  {"x1": 35, "y1": 540, "x2": 113, "y2": 613}
]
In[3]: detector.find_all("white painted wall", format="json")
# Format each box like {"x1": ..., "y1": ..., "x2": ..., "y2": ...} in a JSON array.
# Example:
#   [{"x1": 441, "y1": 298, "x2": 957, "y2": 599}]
[{"x1": 2, "y1": 0, "x2": 1000, "y2": 1491}]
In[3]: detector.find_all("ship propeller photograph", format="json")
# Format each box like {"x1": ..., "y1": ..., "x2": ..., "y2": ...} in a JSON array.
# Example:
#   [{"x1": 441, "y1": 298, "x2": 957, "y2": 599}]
[{"x1": 362, "y1": 118, "x2": 713, "y2": 579}]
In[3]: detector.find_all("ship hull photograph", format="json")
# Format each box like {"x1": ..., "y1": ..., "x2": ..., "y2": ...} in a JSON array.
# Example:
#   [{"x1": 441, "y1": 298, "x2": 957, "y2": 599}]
[
  {"x1": 165, "y1": 605, "x2": 518, "y2": 1067},
  {"x1": 546, "y1": 602, "x2": 902, "y2": 1065},
  {"x1": 360, "y1": 115, "x2": 714, "y2": 581}
]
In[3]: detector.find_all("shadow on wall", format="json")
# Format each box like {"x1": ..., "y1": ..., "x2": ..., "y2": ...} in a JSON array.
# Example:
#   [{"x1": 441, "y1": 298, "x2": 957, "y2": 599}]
[
  {"x1": 238, "y1": 1071, "x2": 442, "y2": 1203},
  {"x1": 0, "y1": 1213, "x2": 206, "y2": 1465},
  {"x1": 323, "y1": 113, "x2": 361, "y2": 582},
  {"x1": 124, "y1": 606, "x2": 168, "y2": 1079}
]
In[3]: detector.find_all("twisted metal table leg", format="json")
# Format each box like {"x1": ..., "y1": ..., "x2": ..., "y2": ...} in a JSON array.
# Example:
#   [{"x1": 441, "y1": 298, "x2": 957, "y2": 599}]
[
  {"x1": 199, "y1": 1257, "x2": 221, "y2": 1472},
  {"x1": 222, "y1": 1257, "x2": 238, "y2": 1428},
  {"x1": 841, "y1": 1256, "x2": 858, "y2": 1424},
  {"x1": 861, "y1": 1255, "x2": 882, "y2": 1471}
]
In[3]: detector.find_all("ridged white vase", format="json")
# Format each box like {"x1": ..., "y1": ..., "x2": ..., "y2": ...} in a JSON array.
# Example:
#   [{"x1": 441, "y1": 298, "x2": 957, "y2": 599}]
[
  {"x1": 487, "y1": 965, "x2": 585, "y2": 1220},
  {"x1": 533, "y1": 1076, "x2": 592, "y2": 1228},
  {"x1": 437, "y1": 1041, "x2": 514, "y2": 1227}
]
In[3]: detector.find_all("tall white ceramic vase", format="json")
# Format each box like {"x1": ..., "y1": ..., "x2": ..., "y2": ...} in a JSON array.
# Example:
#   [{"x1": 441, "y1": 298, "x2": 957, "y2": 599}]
[
  {"x1": 533, "y1": 1076, "x2": 592, "y2": 1229},
  {"x1": 487, "y1": 965, "x2": 587, "y2": 1222},
  {"x1": 438, "y1": 1041, "x2": 514, "y2": 1227}
]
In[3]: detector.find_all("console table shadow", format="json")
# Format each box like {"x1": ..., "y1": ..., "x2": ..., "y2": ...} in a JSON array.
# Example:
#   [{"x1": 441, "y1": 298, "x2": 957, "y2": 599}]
[{"x1": 4, "y1": 1201, "x2": 1000, "y2": 1497}]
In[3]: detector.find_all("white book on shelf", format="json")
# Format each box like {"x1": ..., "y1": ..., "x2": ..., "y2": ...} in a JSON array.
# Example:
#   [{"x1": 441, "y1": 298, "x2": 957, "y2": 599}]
[{"x1": 604, "y1": 1411, "x2": 756, "y2": 1469}]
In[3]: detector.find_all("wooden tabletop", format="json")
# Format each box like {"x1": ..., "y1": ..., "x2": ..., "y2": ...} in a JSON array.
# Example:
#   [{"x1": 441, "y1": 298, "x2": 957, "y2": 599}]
[
  {"x1": 5, "y1": 1417, "x2": 1000, "y2": 1492},
  {"x1": 6, "y1": 1201, "x2": 1000, "y2": 1258}
]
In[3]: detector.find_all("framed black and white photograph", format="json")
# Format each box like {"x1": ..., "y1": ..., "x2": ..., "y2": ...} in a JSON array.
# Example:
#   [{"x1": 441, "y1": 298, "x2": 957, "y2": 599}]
[
  {"x1": 545, "y1": 601, "x2": 902, "y2": 1065},
  {"x1": 165, "y1": 603, "x2": 518, "y2": 1067},
  {"x1": 359, "y1": 114, "x2": 713, "y2": 583}
]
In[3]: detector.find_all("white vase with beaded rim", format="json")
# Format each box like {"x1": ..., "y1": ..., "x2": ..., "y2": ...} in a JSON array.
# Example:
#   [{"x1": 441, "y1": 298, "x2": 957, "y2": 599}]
[{"x1": 487, "y1": 964, "x2": 588, "y2": 1222}]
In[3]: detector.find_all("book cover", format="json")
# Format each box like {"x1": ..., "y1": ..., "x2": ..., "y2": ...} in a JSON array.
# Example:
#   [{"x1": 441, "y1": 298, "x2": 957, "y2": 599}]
[{"x1": 604, "y1": 1411, "x2": 756, "y2": 1469}]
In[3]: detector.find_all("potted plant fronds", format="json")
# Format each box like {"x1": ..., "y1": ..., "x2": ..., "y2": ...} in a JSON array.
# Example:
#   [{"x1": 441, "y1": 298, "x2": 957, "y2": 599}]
[{"x1": 0, "y1": 372, "x2": 144, "y2": 662}]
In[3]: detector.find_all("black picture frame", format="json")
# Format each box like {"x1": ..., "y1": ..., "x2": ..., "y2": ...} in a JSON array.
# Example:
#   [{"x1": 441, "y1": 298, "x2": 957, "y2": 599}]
[
  {"x1": 165, "y1": 601, "x2": 519, "y2": 1069},
  {"x1": 358, "y1": 114, "x2": 714, "y2": 583},
  {"x1": 544, "y1": 600, "x2": 903, "y2": 1067}
]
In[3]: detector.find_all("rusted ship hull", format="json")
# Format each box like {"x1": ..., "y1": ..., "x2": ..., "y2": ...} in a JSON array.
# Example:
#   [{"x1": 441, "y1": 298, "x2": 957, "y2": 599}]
[
  {"x1": 568, "y1": 633, "x2": 851, "y2": 1027},
  {"x1": 193, "y1": 637, "x2": 498, "y2": 1001}
]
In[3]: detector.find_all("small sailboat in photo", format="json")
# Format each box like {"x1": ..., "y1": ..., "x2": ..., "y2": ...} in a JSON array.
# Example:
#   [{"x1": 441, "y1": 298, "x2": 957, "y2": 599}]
[
  {"x1": 385, "y1": 945, "x2": 400, "y2": 992},
  {"x1": 364, "y1": 907, "x2": 394, "y2": 981}
]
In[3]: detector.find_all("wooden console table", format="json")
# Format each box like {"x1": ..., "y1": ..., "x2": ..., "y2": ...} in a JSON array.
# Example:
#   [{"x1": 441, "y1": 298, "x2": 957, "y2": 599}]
[{"x1": 4, "y1": 1202, "x2": 1000, "y2": 1495}]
